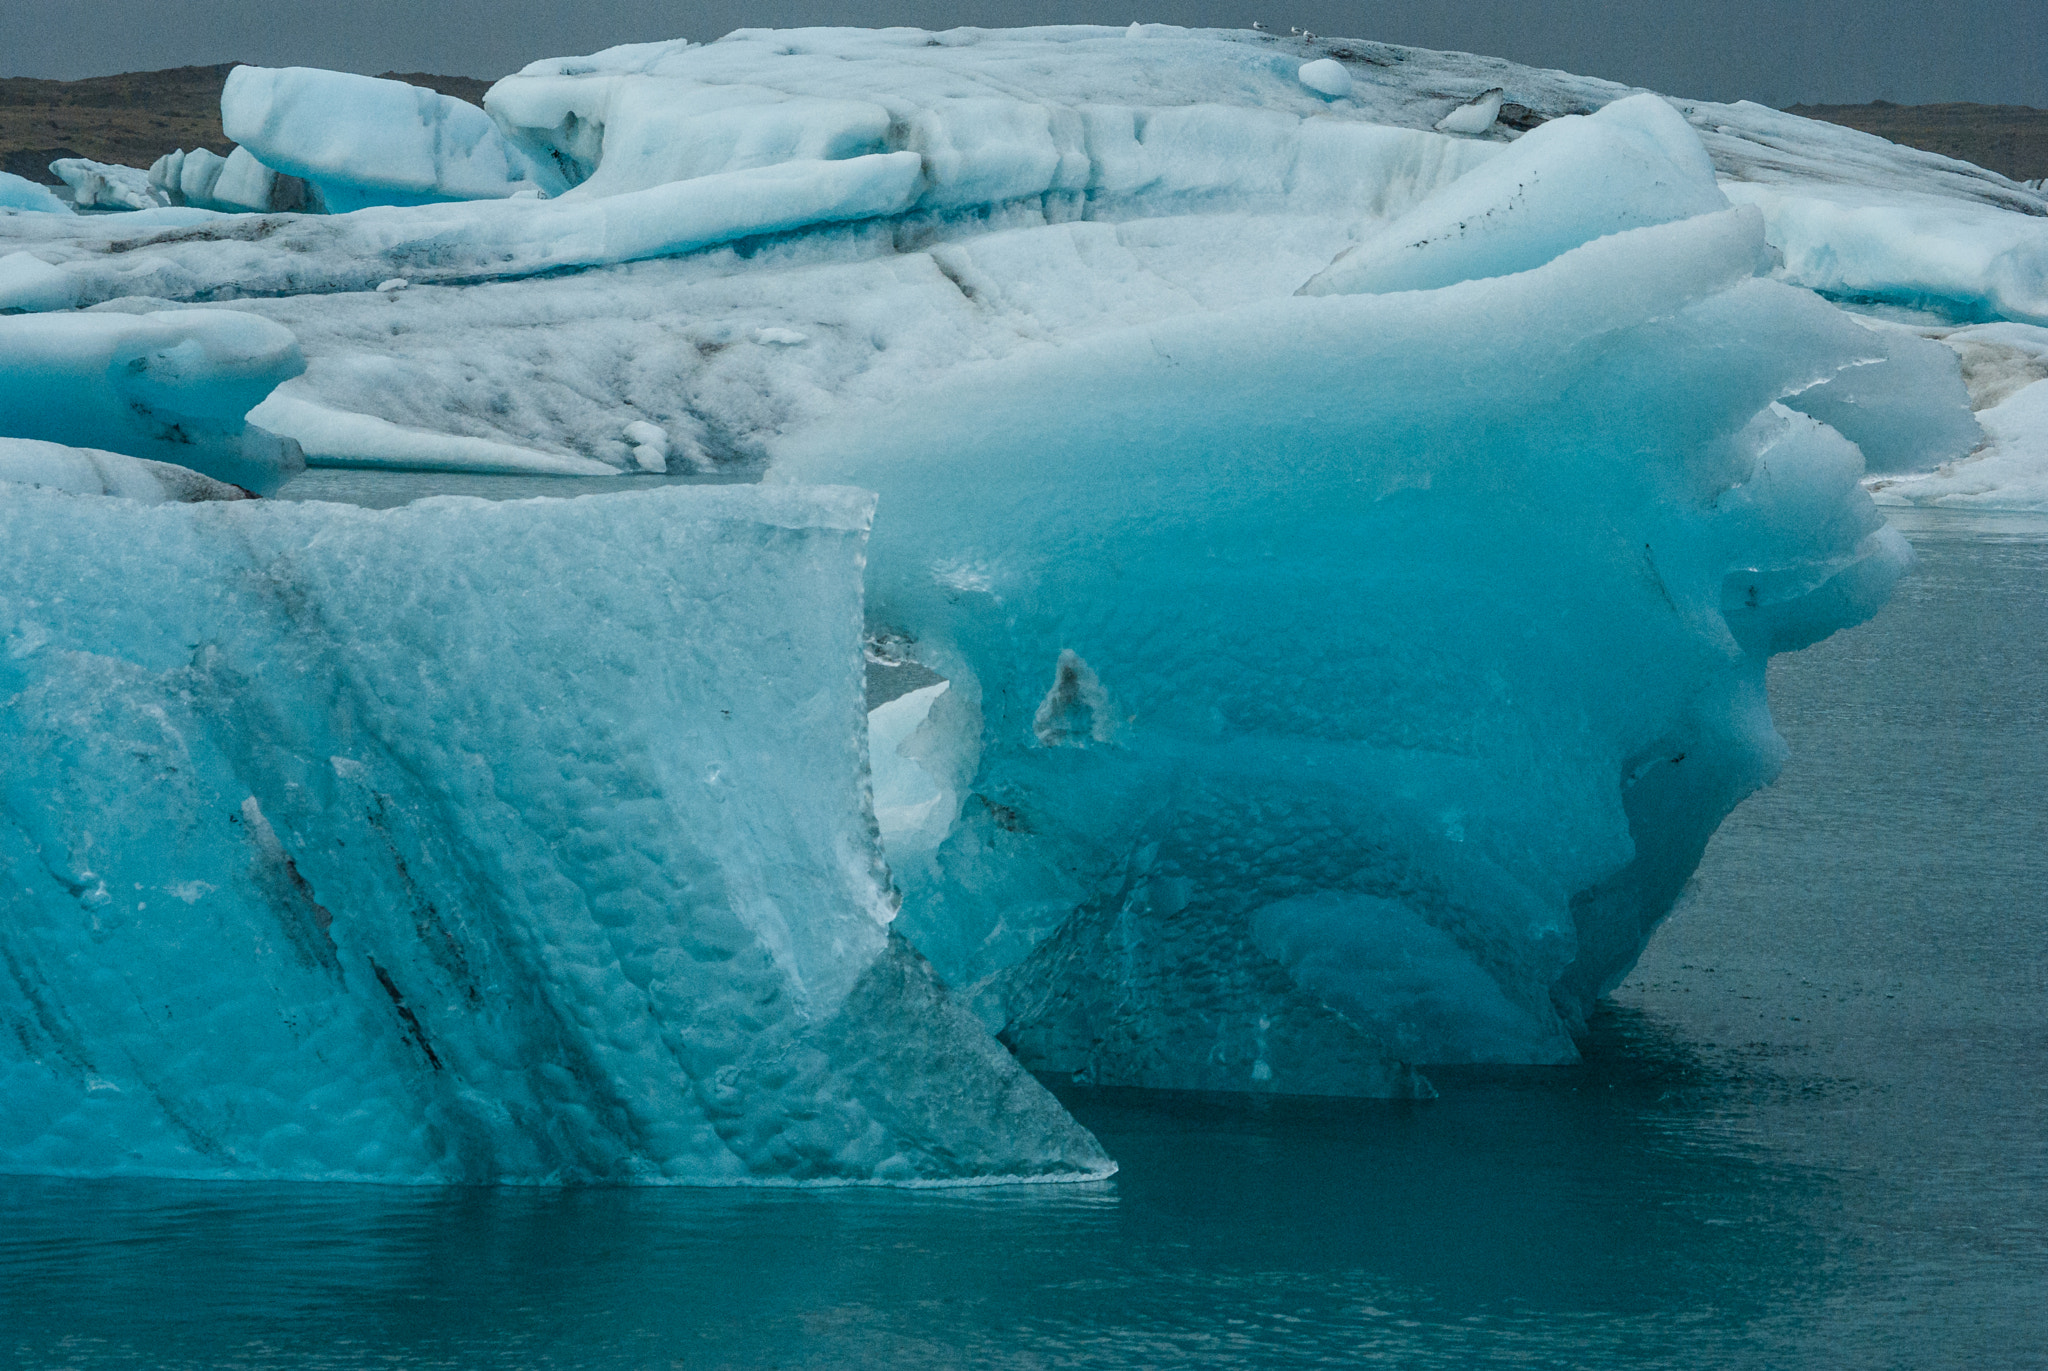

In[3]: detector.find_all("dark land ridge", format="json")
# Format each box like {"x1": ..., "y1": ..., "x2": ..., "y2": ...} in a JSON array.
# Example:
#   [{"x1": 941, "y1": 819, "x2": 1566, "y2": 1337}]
[
  {"x1": 1783, "y1": 101, "x2": 2048, "y2": 182},
  {"x1": 2, "y1": 63, "x2": 2043, "y2": 188}
]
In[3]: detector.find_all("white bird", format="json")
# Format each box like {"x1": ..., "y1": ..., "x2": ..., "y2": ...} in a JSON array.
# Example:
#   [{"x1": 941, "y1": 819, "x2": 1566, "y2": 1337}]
[{"x1": 1251, "y1": 20, "x2": 1267, "y2": 30}]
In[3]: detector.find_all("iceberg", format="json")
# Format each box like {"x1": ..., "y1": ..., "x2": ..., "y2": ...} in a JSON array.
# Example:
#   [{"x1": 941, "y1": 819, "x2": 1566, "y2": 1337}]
[
  {"x1": 783, "y1": 204, "x2": 1914, "y2": 1089},
  {"x1": 0, "y1": 308, "x2": 306, "y2": 493},
  {"x1": 0, "y1": 173, "x2": 72, "y2": 216},
  {"x1": 222, "y1": 67, "x2": 568, "y2": 211},
  {"x1": 0, "y1": 437, "x2": 257, "y2": 502},
  {"x1": 1301, "y1": 95, "x2": 1728, "y2": 296},
  {"x1": 0, "y1": 483, "x2": 1111, "y2": 1184},
  {"x1": 0, "y1": 24, "x2": 2035, "y2": 1114},
  {"x1": 48, "y1": 158, "x2": 166, "y2": 211}
]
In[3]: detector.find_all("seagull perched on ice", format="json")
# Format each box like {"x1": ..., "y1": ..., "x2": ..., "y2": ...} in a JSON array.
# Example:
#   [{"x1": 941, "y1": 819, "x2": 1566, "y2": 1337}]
[{"x1": 1251, "y1": 20, "x2": 1267, "y2": 29}]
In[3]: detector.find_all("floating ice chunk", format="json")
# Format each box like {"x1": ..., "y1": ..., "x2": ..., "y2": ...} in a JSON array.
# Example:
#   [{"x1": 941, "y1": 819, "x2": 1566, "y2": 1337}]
[
  {"x1": 0, "y1": 437, "x2": 258, "y2": 502},
  {"x1": 375, "y1": 277, "x2": 409, "y2": 294},
  {"x1": 1297, "y1": 59, "x2": 1352, "y2": 99},
  {"x1": 1869, "y1": 374, "x2": 2048, "y2": 510},
  {"x1": 783, "y1": 207, "x2": 1916, "y2": 1089},
  {"x1": 0, "y1": 483, "x2": 1112, "y2": 1184},
  {"x1": 222, "y1": 66, "x2": 568, "y2": 211},
  {"x1": 1434, "y1": 87, "x2": 1505, "y2": 135},
  {"x1": 249, "y1": 389, "x2": 616, "y2": 475},
  {"x1": 1304, "y1": 94, "x2": 1727, "y2": 297},
  {"x1": 0, "y1": 309, "x2": 305, "y2": 493},
  {"x1": 209, "y1": 146, "x2": 287, "y2": 211},
  {"x1": 148, "y1": 148, "x2": 228, "y2": 207},
  {"x1": 622, "y1": 419, "x2": 669, "y2": 471},
  {"x1": 50, "y1": 158, "x2": 167, "y2": 211},
  {"x1": 1781, "y1": 317, "x2": 1980, "y2": 474},
  {"x1": 0, "y1": 252, "x2": 76, "y2": 313},
  {"x1": 1724, "y1": 180, "x2": 2048, "y2": 326},
  {"x1": 0, "y1": 172, "x2": 72, "y2": 215}
]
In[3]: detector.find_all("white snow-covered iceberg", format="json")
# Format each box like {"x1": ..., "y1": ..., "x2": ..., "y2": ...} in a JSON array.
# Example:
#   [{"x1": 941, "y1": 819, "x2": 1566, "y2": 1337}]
[
  {"x1": 0, "y1": 483, "x2": 1112, "y2": 1184},
  {"x1": 0, "y1": 308, "x2": 306, "y2": 493}
]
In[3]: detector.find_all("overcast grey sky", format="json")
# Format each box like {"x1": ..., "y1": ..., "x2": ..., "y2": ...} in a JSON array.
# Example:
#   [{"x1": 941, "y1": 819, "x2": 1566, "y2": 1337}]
[{"x1": 6, "y1": 0, "x2": 2045, "y2": 107}]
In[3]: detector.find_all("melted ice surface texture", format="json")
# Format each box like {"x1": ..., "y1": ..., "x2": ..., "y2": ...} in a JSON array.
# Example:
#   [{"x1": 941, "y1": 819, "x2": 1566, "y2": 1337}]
[{"x1": 0, "y1": 485, "x2": 1111, "y2": 1184}]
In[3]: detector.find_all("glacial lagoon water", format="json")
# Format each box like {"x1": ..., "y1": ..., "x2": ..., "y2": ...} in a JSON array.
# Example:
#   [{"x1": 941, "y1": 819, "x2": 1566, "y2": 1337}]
[{"x1": 3, "y1": 505, "x2": 2042, "y2": 1369}]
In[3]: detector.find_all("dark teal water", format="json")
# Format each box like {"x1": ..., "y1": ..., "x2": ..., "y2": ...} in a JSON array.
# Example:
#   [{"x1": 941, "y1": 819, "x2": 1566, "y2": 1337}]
[{"x1": 3, "y1": 508, "x2": 2043, "y2": 1370}]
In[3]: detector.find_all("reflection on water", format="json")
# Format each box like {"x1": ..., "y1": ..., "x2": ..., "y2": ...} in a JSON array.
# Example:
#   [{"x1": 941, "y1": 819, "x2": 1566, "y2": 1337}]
[{"x1": 2, "y1": 509, "x2": 2043, "y2": 1369}]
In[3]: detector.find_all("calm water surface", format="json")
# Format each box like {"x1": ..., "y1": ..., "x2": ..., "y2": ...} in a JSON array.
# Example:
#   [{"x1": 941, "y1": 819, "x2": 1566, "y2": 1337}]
[{"x1": 3, "y1": 506, "x2": 2043, "y2": 1369}]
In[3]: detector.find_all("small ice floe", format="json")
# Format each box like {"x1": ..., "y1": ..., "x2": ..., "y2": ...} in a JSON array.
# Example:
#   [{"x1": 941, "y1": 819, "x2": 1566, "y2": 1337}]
[
  {"x1": 375, "y1": 278, "x2": 409, "y2": 295},
  {"x1": 622, "y1": 420, "x2": 670, "y2": 472},
  {"x1": 1435, "y1": 88, "x2": 1506, "y2": 135},
  {"x1": 1298, "y1": 58, "x2": 1352, "y2": 99},
  {"x1": 755, "y1": 327, "x2": 808, "y2": 346}
]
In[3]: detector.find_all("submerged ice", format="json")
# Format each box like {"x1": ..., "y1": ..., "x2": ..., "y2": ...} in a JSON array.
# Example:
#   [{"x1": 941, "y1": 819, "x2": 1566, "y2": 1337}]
[{"x1": 0, "y1": 23, "x2": 2038, "y2": 1176}]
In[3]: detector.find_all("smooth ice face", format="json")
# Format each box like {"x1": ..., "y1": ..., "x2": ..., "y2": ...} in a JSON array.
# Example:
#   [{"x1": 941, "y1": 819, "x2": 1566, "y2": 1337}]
[
  {"x1": 0, "y1": 484, "x2": 1111, "y2": 1185},
  {"x1": 781, "y1": 206, "x2": 1914, "y2": 1090},
  {"x1": 0, "y1": 173, "x2": 71, "y2": 215},
  {"x1": 0, "y1": 309, "x2": 305, "y2": 494},
  {"x1": 222, "y1": 67, "x2": 568, "y2": 211},
  {"x1": 1302, "y1": 94, "x2": 1728, "y2": 296}
]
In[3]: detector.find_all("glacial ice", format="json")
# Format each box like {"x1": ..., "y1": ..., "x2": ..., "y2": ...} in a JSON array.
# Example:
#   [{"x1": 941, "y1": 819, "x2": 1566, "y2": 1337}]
[
  {"x1": 0, "y1": 252, "x2": 77, "y2": 312},
  {"x1": 1869, "y1": 321, "x2": 2048, "y2": 510},
  {"x1": 1, "y1": 23, "x2": 2043, "y2": 1145},
  {"x1": 0, "y1": 483, "x2": 1111, "y2": 1184},
  {"x1": 149, "y1": 146, "x2": 297, "y2": 214},
  {"x1": 782, "y1": 203, "x2": 1915, "y2": 1087},
  {"x1": 0, "y1": 173, "x2": 71, "y2": 216},
  {"x1": 0, "y1": 309, "x2": 306, "y2": 494},
  {"x1": 1303, "y1": 94, "x2": 1727, "y2": 297},
  {"x1": 49, "y1": 158, "x2": 166, "y2": 211},
  {"x1": 0, "y1": 437, "x2": 257, "y2": 502},
  {"x1": 223, "y1": 67, "x2": 567, "y2": 211}
]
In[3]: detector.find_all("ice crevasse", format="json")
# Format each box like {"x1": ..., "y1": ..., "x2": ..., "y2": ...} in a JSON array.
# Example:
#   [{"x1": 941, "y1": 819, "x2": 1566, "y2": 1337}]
[{"x1": 0, "y1": 25, "x2": 2016, "y2": 1179}]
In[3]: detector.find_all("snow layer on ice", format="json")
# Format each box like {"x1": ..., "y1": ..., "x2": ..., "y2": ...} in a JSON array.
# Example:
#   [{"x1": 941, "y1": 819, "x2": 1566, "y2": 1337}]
[
  {"x1": 0, "y1": 483, "x2": 1111, "y2": 1184},
  {"x1": 0, "y1": 308, "x2": 305, "y2": 493},
  {"x1": 1, "y1": 26, "x2": 2029, "y2": 490}
]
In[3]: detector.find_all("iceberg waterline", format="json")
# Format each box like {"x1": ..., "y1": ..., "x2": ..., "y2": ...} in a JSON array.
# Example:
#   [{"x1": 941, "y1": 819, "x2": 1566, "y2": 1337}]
[{"x1": 0, "y1": 23, "x2": 2031, "y2": 1181}]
